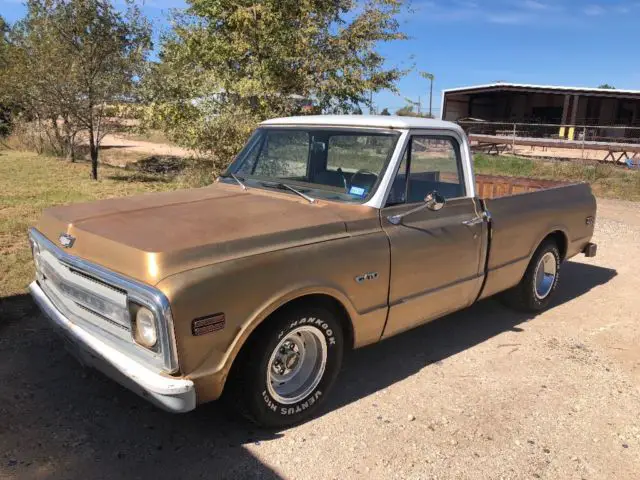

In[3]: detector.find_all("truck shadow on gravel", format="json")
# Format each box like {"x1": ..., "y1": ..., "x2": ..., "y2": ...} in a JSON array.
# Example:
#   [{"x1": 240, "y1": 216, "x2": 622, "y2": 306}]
[
  {"x1": 1, "y1": 299, "x2": 282, "y2": 479},
  {"x1": 0, "y1": 261, "x2": 615, "y2": 479},
  {"x1": 328, "y1": 260, "x2": 617, "y2": 412}
]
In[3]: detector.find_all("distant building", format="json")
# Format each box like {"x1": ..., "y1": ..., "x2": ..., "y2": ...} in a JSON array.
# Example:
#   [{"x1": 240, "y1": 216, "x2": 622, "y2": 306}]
[{"x1": 441, "y1": 83, "x2": 640, "y2": 139}]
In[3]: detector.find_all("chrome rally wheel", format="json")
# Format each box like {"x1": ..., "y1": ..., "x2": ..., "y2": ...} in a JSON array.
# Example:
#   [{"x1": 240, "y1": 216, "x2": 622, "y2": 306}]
[
  {"x1": 500, "y1": 239, "x2": 561, "y2": 313},
  {"x1": 534, "y1": 251, "x2": 558, "y2": 300},
  {"x1": 266, "y1": 326, "x2": 328, "y2": 405},
  {"x1": 229, "y1": 304, "x2": 344, "y2": 428}
]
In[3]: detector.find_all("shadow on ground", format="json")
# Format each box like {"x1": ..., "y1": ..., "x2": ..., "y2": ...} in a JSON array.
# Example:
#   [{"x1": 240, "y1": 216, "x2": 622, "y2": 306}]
[
  {"x1": 0, "y1": 261, "x2": 616, "y2": 479},
  {"x1": 329, "y1": 261, "x2": 616, "y2": 411}
]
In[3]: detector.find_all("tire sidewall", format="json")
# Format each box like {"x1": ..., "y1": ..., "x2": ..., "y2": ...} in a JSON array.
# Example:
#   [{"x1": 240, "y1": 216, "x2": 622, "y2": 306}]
[
  {"x1": 528, "y1": 242, "x2": 560, "y2": 310},
  {"x1": 248, "y1": 306, "x2": 344, "y2": 427}
]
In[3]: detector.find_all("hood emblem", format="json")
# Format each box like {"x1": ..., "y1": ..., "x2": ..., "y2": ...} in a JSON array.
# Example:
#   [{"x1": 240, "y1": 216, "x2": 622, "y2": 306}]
[{"x1": 59, "y1": 233, "x2": 76, "y2": 248}]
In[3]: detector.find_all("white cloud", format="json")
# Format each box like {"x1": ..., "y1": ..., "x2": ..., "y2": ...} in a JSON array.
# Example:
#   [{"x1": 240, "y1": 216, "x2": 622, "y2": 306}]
[
  {"x1": 583, "y1": 5, "x2": 606, "y2": 16},
  {"x1": 521, "y1": 0, "x2": 552, "y2": 10},
  {"x1": 412, "y1": 0, "x2": 564, "y2": 25},
  {"x1": 487, "y1": 12, "x2": 533, "y2": 24},
  {"x1": 453, "y1": 0, "x2": 479, "y2": 8},
  {"x1": 411, "y1": 0, "x2": 640, "y2": 25}
]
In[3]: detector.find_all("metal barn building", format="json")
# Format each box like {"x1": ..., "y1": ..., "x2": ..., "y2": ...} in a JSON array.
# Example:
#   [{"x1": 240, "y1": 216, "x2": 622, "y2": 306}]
[{"x1": 441, "y1": 83, "x2": 640, "y2": 135}]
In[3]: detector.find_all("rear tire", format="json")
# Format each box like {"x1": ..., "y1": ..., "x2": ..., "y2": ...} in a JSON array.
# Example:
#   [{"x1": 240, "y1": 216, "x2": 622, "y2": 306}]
[
  {"x1": 500, "y1": 239, "x2": 561, "y2": 312},
  {"x1": 229, "y1": 304, "x2": 344, "y2": 428}
]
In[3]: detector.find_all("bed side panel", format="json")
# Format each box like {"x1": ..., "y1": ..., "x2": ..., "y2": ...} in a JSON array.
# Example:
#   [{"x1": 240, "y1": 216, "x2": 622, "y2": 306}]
[{"x1": 479, "y1": 182, "x2": 596, "y2": 299}]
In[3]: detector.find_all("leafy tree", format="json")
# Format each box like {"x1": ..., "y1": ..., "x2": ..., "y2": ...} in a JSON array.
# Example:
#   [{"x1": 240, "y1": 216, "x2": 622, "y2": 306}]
[
  {"x1": 598, "y1": 84, "x2": 615, "y2": 90},
  {"x1": 395, "y1": 105, "x2": 414, "y2": 116},
  {"x1": 6, "y1": 0, "x2": 151, "y2": 179},
  {"x1": 380, "y1": 107, "x2": 391, "y2": 115},
  {"x1": 0, "y1": 15, "x2": 8, "y2": 68},
  {"x1": 0, "y1": 15, "x2": 14, "y2": 136},
  {"x1": 144, "y1": 0, "x2": 407, "y2": 171}
]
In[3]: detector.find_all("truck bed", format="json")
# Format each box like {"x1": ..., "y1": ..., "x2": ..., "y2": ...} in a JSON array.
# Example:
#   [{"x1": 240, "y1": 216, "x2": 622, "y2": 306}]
[
  {"x1": 475, "y1": 177, "x2": 597, "y2": 299},
  {"x1": 475, "y1": 174, "x2": 568, "y2": 199}
]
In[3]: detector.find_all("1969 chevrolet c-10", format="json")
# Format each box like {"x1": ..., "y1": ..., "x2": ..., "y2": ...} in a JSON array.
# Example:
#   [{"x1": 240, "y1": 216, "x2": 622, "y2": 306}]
[{"x1": 28, "y1": 115, "x2": 597, "y2": 427}]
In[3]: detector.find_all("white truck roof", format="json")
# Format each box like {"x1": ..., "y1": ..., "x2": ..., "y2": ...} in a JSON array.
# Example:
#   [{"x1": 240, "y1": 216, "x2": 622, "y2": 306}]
[{"x1": 261, "y1": 115, "x2": 458, "y2": 131}]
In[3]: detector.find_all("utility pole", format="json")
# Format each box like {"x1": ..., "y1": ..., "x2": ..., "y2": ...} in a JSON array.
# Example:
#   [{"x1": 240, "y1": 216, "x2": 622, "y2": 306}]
[{"x1": 420, "y1": 71, "x2": 435, "y2": 118}]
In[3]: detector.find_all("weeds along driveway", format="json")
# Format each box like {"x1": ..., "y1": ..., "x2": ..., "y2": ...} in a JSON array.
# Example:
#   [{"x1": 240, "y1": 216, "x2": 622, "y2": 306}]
[{"x1": 1, "y1": 199, "x2": 639, "y2": 477}]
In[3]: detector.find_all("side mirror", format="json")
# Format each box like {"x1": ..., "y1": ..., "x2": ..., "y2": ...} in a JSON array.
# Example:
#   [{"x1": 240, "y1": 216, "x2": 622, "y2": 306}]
[
  {"x1": 387, "y1": 190, "x2": 446, "y2": 225},
  {"x1": 424, "y1": 191, "x2": 446, "y2": 211}
]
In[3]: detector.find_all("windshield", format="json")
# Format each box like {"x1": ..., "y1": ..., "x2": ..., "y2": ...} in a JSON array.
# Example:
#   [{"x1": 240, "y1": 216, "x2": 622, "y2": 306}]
[{"x1": 224, "y1": 127, "x2": 400, "y2": 203}]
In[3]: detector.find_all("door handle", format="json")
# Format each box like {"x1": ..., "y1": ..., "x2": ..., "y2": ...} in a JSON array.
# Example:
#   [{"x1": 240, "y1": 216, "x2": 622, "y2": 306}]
[
  {"x1": 462, "y1": 210, "x2": 491, "y2": 227},
  {"x1": 462, "y1": 216, "x2": 483, "y2": 226}
]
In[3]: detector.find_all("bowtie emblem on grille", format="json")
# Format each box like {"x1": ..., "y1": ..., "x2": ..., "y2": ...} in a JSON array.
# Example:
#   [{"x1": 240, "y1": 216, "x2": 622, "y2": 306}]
[{"x1": 59, "y1": 233, "x2": 76, "y2": 248}]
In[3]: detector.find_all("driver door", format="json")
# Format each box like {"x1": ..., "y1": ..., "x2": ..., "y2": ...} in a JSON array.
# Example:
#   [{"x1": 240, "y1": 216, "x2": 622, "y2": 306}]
[{"x1": 381, "y1": 134, "x2": 485, "y2": 338}]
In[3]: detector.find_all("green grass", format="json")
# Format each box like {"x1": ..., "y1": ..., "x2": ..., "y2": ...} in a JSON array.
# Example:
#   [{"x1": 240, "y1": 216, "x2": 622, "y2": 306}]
[
  {"x1": 0, "y1": 150, "x2": 190, "y2": 298},
  {"x1": 474, "y1": 154, "x2": 640, "y2": 201}
]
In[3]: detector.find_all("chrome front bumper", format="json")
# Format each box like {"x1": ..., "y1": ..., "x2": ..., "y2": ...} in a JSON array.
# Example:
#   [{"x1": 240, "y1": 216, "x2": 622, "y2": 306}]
[{"x1": 30, "y1": 281, "x2": 196, "y2": 413}]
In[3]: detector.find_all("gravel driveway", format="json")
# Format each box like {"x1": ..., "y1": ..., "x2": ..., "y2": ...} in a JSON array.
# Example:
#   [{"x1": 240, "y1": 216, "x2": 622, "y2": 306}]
[{"x1": 1, "y1": 199, "x2": 639, "y2": 480}]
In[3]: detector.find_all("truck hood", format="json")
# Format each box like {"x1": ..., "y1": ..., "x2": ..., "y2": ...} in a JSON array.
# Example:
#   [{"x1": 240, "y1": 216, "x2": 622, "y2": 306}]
[{"x1": 35, "y1": 183, "x2": 350, "y2": 284}]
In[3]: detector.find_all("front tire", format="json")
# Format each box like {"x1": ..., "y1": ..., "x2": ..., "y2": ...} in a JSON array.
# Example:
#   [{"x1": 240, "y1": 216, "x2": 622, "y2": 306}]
[
  {"x1": 500, "y1": 239, "x2": 561, "y2": 312},
  {"x1": 230, "y1": 304, "x2": 344, "y2": 428}
]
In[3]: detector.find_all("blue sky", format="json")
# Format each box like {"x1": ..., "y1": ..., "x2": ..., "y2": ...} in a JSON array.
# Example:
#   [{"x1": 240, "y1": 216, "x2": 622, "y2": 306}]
[{"x1": 2, "y1": 0, "x2": 639, "y2": 115}]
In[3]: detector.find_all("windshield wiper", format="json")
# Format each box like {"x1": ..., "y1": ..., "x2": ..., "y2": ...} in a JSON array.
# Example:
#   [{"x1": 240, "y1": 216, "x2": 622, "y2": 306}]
[
  {"x1": 259, "y1": 181, "x2": 315, "y2": 204},
  {"x1": 220, "y1": 172, "x2": 247, "y2": 190}
]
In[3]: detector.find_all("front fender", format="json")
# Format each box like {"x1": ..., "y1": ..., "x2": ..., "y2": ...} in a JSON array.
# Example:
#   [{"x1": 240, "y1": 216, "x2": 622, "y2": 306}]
[{"x1": 156, "y1": 232, "x2": 391, "y2": 404}]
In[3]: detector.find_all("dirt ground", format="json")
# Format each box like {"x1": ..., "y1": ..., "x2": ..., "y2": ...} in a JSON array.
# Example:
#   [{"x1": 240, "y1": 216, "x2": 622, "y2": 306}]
[
  {"x1": 1, "y1": 198, "x2": 639, "y2": 480},
  {"x1": 98, "y1": 133, "x2": 193, "y2": 165}
]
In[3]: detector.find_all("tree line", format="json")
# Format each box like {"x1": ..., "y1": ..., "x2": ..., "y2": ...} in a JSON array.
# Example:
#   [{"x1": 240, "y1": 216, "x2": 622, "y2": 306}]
[{"x1": 0, "y1": 0, "x2": 407, "y2": 179}]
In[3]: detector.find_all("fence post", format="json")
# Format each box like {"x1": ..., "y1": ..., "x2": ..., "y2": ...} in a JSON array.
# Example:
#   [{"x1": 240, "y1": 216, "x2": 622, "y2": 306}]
[{"x1": 512, "y1": 123, "x2": 516, "y2": 152}]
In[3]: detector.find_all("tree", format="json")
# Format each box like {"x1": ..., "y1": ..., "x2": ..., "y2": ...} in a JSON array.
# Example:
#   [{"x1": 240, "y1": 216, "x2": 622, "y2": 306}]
[
  {"x1": 145, "y1": 0, "x2": 407, "y2": 171},
  {"x1": 395, "y1": 105, "x2": 414, "y2": 116},
  {"x1": 380, "y1": 107, "x2": 391, "y2": 115},
  {"x1": 0, "y1": 15, "x2": 15, "y2": 136},
  {"x1": 0, "y1": 15, "x2": 8, "y2": 68},
  {"x1": 6, "y1": 0, "x2": 151, "y2": 179},
  {"x1": 598, "y1": 84, "x2": 615, "y2": 90}
]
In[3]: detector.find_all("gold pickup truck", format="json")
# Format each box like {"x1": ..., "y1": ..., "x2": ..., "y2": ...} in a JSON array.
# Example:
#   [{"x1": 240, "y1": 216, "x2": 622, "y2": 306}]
[{"x1": 29, "y1": 115, "x2": 597, "y2": 427}]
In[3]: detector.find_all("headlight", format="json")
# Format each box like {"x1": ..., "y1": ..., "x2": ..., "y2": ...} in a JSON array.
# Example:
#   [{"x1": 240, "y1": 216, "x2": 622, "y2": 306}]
[{"x1": 134, "y1": 306, "x2": 158, "y2": 348}]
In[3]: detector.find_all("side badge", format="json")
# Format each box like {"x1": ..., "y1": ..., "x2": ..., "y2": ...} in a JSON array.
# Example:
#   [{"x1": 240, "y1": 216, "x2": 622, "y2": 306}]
[
  {"x1": 355, "y1": 272, "x2": 379, "y2": 284},
  {"x1": 59, "y1": 233, "x2": 76, "y2": 248}
]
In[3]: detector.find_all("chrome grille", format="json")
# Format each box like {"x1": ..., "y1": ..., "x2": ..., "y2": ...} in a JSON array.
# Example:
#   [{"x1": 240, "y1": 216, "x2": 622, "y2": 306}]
[
  {"x1": 29, "y1": 228, "x2": 179, "y2": 373},
  {"x1": 37, "y1": 249, "x2": 132, "y2": 338}
]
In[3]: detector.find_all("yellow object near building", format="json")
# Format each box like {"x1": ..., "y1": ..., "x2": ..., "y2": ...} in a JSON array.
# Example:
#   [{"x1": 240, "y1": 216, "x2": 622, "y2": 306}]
[
  {"x1": 568, "y1": 127, "x2": 575, "y2": 140},
  {"x1": 559, "y1": 127, "x2": 566, "y2": 138}
]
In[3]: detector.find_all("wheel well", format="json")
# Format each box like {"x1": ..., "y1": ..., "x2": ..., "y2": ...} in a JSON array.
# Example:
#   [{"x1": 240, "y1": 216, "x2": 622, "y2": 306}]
[
  {"x1": 226, "y1": 293, "x2": 354, "y2": 382},
  {"x1": 545, "y1": 230, "x2": 568, "y2": 260},
  {"x1": 268, "y1": 294, "x2": 355, "y2": 349}
]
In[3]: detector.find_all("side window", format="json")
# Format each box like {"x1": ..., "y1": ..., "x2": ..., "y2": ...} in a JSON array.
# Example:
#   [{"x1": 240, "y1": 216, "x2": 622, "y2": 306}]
[
  {"x1": 386, "y1": 149, "x2": 408, "y2": 205},
  {"x1": 253, "y1": 131, "x2": 309, "y2": 178},
  {"x1": 406, "y1": 136, "x2": 465, "y2": 203}
]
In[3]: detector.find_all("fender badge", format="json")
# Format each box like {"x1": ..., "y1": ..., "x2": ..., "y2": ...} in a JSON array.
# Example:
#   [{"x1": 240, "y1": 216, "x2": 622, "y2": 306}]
[
  {"x1": 59, "y1": 233, "x2": 76, "y2": 248},
  {"x1": 355, "y1": 272, "x2": 379, "y2": 284}
]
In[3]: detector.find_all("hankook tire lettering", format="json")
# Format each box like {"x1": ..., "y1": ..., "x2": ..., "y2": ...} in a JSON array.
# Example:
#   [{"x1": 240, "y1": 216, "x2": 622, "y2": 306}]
[{"x1": 287, "y1": 317, "x2": 336, "y2": 346}]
